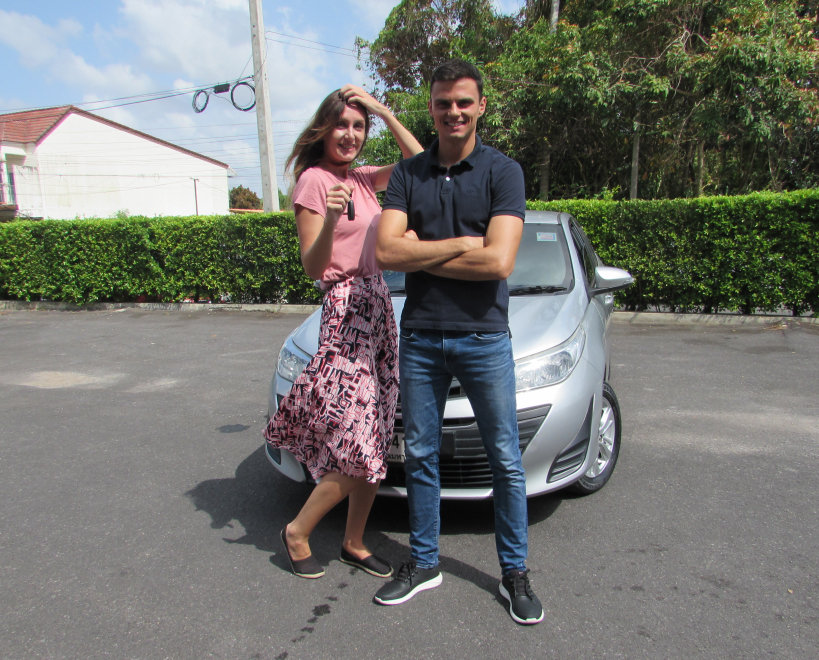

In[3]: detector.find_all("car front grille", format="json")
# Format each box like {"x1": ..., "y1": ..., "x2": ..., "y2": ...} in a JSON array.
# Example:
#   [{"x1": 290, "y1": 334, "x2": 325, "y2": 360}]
[{"x1": 383, "y1": 404, "x2": 551, "y2": 489}]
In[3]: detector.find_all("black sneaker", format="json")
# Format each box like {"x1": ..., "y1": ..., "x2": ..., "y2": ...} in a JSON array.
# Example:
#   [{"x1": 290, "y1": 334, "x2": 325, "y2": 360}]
[
  {"x1": 373, "y1": 562, "x2": 442, "y2": 605},
  {"x1": 499, "y1": 569, "x2": 544, "y2": 625}
]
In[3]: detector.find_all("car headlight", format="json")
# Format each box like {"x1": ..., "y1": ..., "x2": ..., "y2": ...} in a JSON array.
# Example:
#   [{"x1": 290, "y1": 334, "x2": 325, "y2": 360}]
[
  {"x1": 515, "y1": 325, "x2": 586, "y2": 391},
  {"x1": 277, "y1": 344, "x2": 310, "y2": 382}
]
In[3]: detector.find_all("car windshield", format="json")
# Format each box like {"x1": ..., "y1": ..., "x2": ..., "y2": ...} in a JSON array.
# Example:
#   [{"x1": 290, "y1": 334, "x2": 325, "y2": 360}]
[
  {"x1": 383, "y1": 222, "x2": 572, "y2": 296},
  {"x1": 508, "y1": 223, "x2": 572, "y2": 294},
  {"x1": 383, "y1": 270, "x2": 406, "y2": 293}
]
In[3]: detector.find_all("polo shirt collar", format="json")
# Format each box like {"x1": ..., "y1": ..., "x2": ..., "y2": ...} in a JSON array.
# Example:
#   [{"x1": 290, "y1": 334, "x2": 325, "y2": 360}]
[{"x1": 427, "y1": 135, "x2": 484, "y2": 172}]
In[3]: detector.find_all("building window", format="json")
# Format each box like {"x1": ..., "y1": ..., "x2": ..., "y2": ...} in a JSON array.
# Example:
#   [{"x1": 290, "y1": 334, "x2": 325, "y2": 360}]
[{"x1": 1, "y1": 162, "x2": 16, "y2": 205}]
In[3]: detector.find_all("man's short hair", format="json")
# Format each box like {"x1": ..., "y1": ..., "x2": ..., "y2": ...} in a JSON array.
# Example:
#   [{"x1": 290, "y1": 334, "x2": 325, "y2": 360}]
[{"x1": 430, "y1": 59, "x2": 484, "y2": 97}]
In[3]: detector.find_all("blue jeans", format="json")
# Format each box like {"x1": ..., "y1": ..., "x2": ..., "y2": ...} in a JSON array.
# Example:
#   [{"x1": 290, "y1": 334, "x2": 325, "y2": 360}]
[{"x1": 399, "y1": 328, "x2": 528, "y2": 574}]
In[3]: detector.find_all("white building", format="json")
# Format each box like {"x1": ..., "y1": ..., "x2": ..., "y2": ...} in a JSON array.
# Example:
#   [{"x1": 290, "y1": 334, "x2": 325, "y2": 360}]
[{"x1": 0, "y1": 106, "x2": 230, "y2": 220}]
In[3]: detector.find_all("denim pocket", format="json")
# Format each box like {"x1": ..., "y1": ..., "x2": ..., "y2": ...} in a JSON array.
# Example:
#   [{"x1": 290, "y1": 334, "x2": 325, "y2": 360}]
[{"x1": 474, "y1": 330, "x2": 508, "y2": 341}]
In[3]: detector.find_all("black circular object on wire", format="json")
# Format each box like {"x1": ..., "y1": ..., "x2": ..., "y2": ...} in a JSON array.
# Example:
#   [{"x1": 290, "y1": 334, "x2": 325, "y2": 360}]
[
  {"x1": 192, "y1": 89, "x2": 210, "y2": 113},
  {"x1": 231, "y1": 80, "x2": 256, "y2": 111}
]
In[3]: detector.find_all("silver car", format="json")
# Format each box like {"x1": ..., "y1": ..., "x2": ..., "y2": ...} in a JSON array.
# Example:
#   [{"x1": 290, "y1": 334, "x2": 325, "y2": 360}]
[{"x1": 265, "y1": 210, "x2": 633, "y2": 499}]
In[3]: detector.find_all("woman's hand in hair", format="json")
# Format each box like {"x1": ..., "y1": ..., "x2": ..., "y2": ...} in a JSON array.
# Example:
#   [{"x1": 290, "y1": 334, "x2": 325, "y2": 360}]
[
  {"x1": 340, "y1": 84, "x2": 388, "y2": 119},
  {"x1": 340, "y1": 84, "x2": 423, "y2": 190}
]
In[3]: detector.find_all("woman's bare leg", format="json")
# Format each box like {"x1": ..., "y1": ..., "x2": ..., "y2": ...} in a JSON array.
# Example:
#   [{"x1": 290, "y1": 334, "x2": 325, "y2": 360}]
[
  {"x1": 284, "y1": 472, "x2": 357, "y2": 560},
  {"x1": 342, "y1": 479, "x2": 380, "y2": 559}
]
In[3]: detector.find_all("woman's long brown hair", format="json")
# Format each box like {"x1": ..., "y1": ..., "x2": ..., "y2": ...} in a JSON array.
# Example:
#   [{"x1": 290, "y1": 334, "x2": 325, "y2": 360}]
[{"x1": 285, "y1": 89, "x2": 371, "y2": 184}]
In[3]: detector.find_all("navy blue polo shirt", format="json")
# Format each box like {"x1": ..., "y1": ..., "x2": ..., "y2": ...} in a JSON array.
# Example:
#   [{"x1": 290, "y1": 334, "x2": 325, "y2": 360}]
[{"x1": 382, "y1": 136, "x2": 526, "y2": 332}]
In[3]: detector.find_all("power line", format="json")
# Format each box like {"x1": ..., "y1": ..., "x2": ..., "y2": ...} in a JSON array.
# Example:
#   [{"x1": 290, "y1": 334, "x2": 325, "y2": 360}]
[
  {"x1": 74, "y1": 84, "x2": 211, "y2": 108},
  {"x1": 265, "y1": 29, "x2": 357, "y2": 54},
  {"x1": 5, "y1": 78, "x2": 253, "y2": 114},
  {"x1": 91, "y1": 91, "x2": 197, "y2": 111},
  {"x1": 264, "y1": 31, "x2": 358, "y2": 58},
  {"x1": 5, "y1": 24, "x2": 370, "y2": 117},
  {"x1": 266, "y1": 37, "x2": 358, "y2": 58}
]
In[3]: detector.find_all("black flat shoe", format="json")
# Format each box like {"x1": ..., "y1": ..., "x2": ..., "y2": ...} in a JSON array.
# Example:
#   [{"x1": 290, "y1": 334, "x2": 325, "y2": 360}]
[
  {"x1": 339, "y1": 547, "x2": 393, "y2": 578},
  {"x1": 281, "y1": 528, "x2": 324, "y2": 578}
]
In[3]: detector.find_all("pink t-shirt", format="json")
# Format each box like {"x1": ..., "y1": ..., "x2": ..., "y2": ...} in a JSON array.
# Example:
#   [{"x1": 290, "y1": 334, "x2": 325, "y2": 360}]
[{"x1": 292, "y1": 165, "x2": 383, "y2": 284}]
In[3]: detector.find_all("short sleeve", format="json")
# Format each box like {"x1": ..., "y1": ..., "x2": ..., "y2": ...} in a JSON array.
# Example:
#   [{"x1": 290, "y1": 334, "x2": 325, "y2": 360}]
[
  {"x1": 292, "y1": 169, "x2": 328, "y2": 217},
  {"x1": 382, "y1": 160, "x2": 409, "y2": 213},
  {"x1": 490, "y1": 157, "x2": 526, "y2": 220}
]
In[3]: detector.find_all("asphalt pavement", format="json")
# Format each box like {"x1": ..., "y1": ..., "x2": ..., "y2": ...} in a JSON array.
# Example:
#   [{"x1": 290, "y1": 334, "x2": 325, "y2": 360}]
[{"x1": 0, "y1": 308, "x2": 817, "y2": 659}]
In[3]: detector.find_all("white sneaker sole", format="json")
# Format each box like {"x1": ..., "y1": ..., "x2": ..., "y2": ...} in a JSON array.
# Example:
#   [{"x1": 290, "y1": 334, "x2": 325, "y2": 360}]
[
  {"x1": 498, "y1": 582, "x2": 544, "y2": 625},
  {"x1": 373, "y1": 572, "x2": 443, "y2": 605}
]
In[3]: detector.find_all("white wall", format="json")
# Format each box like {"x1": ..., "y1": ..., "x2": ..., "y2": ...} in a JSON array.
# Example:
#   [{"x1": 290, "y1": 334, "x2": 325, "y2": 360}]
[{"x1": 14, "y1": 113, "x2": 229, "y2": 219}]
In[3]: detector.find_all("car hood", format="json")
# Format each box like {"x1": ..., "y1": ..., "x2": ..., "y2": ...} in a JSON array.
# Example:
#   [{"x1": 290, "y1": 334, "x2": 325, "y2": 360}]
[
  {"x1": 507, "y1": 291, "x2": 585, "y2": 359},
  {"x1": 289, "y1": 290, "x2": 586, "y2": 359}
]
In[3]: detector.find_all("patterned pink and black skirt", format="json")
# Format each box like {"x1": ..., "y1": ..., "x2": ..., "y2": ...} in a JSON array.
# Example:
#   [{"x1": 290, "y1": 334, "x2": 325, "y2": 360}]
[{"x1": 264, "y1": 274, "x2": 399, "y2": 483}]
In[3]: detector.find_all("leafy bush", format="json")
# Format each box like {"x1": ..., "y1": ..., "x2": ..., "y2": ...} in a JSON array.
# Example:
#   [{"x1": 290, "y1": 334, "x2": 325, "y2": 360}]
[
  {"x1": 1, "y1": 190, "x2": 816, "y2": 314},
  {"x1": 530, "y1": 189, "x2": 819, "y2": 315},
  {"x1": 0, "y1": 213, "x2": 321, "y2": 305}
]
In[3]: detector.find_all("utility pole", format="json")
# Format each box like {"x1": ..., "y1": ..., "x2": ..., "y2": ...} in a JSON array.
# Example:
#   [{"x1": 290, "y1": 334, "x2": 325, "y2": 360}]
[{"x1": 248, "y1": 0, "x2": 279, "y2": 212}]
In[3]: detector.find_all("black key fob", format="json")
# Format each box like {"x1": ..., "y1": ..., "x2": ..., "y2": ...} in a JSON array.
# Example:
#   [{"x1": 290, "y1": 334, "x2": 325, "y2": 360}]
[{"x1": 347, "y1": 199, "x2": 355, "y2": 221}]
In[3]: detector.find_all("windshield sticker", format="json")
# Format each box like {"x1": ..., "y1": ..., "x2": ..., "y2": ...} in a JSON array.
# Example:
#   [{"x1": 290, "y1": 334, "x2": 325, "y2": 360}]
[{"x1": 536, "y1": 232, "x2": 557, "y2": 242}]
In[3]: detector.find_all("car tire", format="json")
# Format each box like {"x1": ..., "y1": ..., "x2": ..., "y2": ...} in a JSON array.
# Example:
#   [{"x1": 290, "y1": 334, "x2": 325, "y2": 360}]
[{"x1": 567, "y1": 382, "x2": 621, "y2": 495}]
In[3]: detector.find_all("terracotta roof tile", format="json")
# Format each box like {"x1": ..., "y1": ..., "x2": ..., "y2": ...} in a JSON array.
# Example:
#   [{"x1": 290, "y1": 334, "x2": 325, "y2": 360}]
[{"x1": 0, "y1": 106, "x2": 72, "y2": 143}]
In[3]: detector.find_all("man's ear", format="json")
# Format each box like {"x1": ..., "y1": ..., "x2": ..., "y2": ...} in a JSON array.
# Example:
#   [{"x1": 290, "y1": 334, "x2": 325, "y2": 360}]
[{"x1": 478, "y1": 96, "x2": 487, "y2": 116}]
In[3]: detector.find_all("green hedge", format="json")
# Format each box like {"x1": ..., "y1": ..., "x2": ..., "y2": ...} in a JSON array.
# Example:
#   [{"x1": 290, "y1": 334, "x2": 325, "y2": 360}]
[
  {"x1": 530, "y1": 189, "x2": 819, "y2": 315},
  {"x1": 0, "y1": 213, "x2": 320, "y2": 305},
  {"x1": 1, "y1": 190, "x2": 817, "y2": 314}
]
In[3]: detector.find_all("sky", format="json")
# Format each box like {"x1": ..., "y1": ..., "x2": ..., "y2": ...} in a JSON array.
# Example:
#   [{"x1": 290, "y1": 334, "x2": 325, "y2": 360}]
[{"x1": 0, "y1": 0, "x2": 524, "y2": 201}]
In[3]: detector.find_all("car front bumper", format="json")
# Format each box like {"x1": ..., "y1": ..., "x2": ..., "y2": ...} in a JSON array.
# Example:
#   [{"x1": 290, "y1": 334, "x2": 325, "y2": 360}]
[{"x1": 264, "y1": 353, "x2": 603, "y2": 499}]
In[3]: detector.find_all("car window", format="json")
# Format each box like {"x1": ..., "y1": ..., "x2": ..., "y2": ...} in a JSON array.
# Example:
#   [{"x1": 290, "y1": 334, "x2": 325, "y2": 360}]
[
  {"x1": 509, "y1": 223, "x2": 573, "y2": 292},
  {"x1": 570, "y1": 222, "x2": 600, "y2": 289},
  {"x1": 383, "y1": 270, "x2": 406, "y2": 293}
]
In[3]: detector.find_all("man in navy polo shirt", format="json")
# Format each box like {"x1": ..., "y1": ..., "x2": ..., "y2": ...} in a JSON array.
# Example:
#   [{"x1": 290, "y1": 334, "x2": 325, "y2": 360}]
[{"x1": 372, "y1": 59, "x2": 543, "y2": 625}]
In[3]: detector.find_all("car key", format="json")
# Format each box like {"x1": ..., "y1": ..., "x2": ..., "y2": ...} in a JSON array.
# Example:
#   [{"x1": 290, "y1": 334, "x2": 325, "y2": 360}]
[{"x1": 347, "y1": 199, "x2": 355, "y2": 221}]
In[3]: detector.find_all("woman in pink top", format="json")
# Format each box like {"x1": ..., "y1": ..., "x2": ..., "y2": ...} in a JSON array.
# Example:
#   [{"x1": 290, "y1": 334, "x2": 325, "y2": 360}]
[{"x1": 265, "y1": 85, "x2": 422, "y2": 579}]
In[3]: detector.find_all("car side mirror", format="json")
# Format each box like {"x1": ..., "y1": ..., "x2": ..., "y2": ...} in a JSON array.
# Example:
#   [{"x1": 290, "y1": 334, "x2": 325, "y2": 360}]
[{"x1": 591, "y1": 266, "x2": 634, "y2": 295}]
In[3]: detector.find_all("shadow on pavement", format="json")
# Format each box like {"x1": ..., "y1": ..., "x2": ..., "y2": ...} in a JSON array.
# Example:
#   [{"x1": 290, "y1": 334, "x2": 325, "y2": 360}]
[{"x1": 186, "y1": 446, "x2": 566, "y2": 597}]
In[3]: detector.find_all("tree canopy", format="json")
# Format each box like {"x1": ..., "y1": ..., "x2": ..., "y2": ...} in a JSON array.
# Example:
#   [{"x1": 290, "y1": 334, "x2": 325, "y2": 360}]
[
  {"x1": 229, "y1": 185, "x2": 262, "y2": 209},
  {"x1": 359, "y1": 0, "x2": 819, "y2": 200},
  {"x1": 229, "y1": 185, "x2": 291, "y2": 211}
]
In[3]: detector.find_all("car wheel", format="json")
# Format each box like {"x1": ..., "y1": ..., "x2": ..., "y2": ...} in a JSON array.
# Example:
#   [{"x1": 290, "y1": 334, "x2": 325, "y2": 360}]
[{"x1": 567, "y1": 382, "x2": 621, "y2": 495}]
